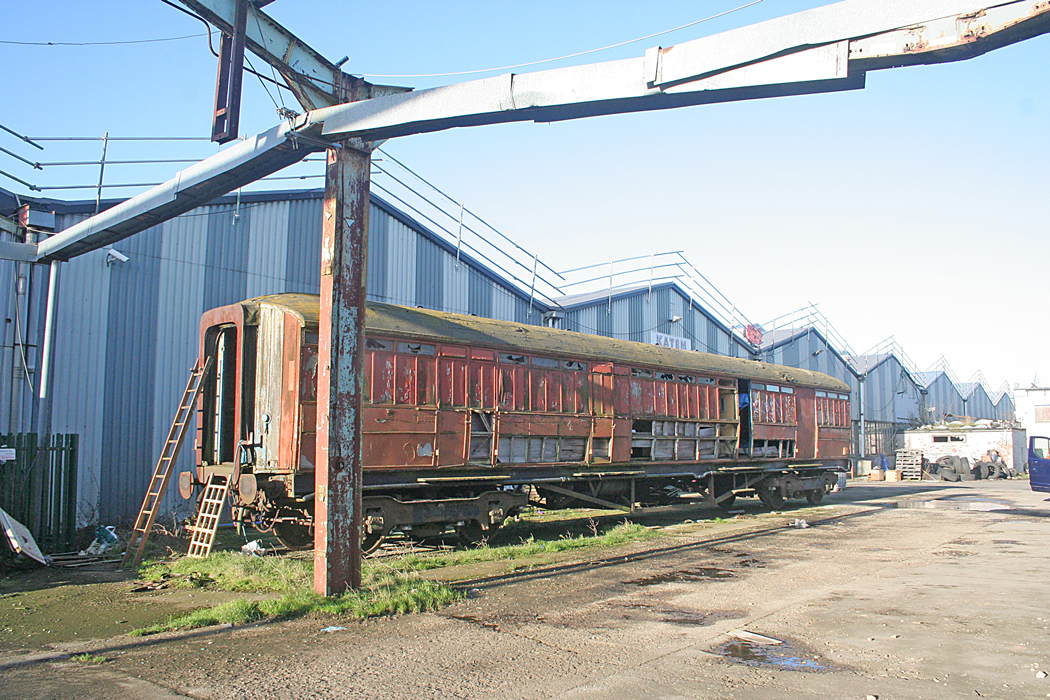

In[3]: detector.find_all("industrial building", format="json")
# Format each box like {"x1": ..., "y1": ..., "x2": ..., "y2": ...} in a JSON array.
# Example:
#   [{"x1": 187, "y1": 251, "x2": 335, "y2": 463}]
[
  {"x1": 0, "y1": 187, "x2": 539, "y2": 523},
  {"x1": 1013, "y1": 386, "x2": 1050, "y2": 441},
  {"x1": 0, "y1": 185, "x2": 1016, "y2": 525}
]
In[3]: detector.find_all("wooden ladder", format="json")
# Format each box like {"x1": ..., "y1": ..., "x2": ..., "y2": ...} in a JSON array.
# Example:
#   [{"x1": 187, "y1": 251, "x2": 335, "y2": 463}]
[
  {"x1": 186, "y1": 473, "x2": 233, "y2": 558},
  {"x1": 122, "y1": 357, "x2": 213, "y2": 568}
]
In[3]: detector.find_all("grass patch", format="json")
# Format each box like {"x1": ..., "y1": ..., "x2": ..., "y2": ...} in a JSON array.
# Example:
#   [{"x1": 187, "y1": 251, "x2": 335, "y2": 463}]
[
  {"x1": 386, "y1": 520, "x2": 659, "y2": 573},
  {"x1": 71, "y1": 653, "x2": 109, "y2": 664},
  {"x1": 132, "y1": 519, "x2": 658, "y2": 636},
  {"x1": 132, "y1": 572, "x2": 459, "y2": 636},
  {"x1": 139, "y1": 551, "x2": 311, "y2": 593}
]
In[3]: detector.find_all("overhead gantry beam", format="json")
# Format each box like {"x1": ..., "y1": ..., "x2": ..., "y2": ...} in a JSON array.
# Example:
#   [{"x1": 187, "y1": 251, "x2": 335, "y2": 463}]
[
  {"x1": 14, "y1": 0, "x2": 1050, "y2": 264},
  {"x1": 312, "y1": 0, "x2": 1050, "y2": 140},
  {"x1": 177, "y1": 0, "x2": 411, "y2": 110}
]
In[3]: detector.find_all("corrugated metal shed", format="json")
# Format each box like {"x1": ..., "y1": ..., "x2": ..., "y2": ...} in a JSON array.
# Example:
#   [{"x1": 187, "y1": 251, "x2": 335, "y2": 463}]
[
  {"x1": 923, "y1": 371, "x2": 965, "y2": 421},
  {"x1": 959, "y1": 382, "x2": 996, "y2": 420},
  {"x1": 920, "y1": 371, "x2": 1005, "y2": 422},
  {"x1": 849, "y1": 354, "x2": 924, "y2": 426},
  {"x1": 4, "y1": 188, "x2": 541, "y2": 523},
  {"x1": 994, "y1": 392, "x2": 1015, "y2": 420},
  {"x1": 556, "y1": 282, "x2": 752, "y2": 359},
  {"x1": 759, "y1": 326, "x2": 861, "y2": 418}
]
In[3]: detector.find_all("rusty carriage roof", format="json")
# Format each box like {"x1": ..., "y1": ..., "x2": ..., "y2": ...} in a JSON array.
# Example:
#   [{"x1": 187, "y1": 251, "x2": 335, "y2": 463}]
[{"x1": 241, "y1": 294, "x2": 850, "y2": 393}]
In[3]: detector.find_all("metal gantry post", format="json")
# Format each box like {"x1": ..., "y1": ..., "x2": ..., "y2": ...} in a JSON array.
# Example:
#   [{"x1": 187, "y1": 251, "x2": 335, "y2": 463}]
[{"x1": 314, "y1": 144, "x2": 372, "y2": 595}]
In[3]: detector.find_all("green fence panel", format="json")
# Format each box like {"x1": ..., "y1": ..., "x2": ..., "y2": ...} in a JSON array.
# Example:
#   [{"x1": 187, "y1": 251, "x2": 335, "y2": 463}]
[{"x1": 0, "y1": 433, "x2": 79, "y2": 554}]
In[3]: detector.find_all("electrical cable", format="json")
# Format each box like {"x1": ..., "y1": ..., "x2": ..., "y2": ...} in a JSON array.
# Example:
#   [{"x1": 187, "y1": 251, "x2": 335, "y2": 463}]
[
  {"x1": 34, "y1": 172, "x2": 326, "y2": 191},
  {"x1": 246, "y1": 55, "x2": 281, "y2": 112},
  {"x1": 27, "y1": 136, "x2": 210, "y2": 142},
  {"x1": 160, "y1": 0, "x2": 294, "y2": 93},
  {"x1": 376, "y1": 150, "x2": 564, "y2": 280},
  {"x1": 0, "y1": 34, "x2": 207, "y2": 47},
  {"x1": 251, "y1": 8, "x2": 287, "y2": 111},
  {"x1": 11, "y1": 273, "x2": 35, "y2": 396},
  {"x1": 359, "y1": 1, "x2": 763, "y2": 78}
]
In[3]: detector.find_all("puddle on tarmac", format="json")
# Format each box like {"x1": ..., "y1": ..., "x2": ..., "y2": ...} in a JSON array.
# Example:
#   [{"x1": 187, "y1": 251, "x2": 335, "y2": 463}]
[
  {"x1": 895, "y1": 497, "x2": 1012, "y2": 512},
  {"x1": 628, "y1": 567, "x2": 735, "y2": 586},
  {"x1": 660, "y1": 610, "x2": 744, "y2": 626},
  {"x1": 714, "y1": 639, "x2": 830, "y2": 672}
]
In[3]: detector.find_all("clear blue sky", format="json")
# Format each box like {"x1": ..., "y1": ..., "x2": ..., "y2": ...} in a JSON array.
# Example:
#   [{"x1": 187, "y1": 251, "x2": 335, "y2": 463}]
[{"x1": 4, "y1": 1, "x2": 1048, "y2": 391}]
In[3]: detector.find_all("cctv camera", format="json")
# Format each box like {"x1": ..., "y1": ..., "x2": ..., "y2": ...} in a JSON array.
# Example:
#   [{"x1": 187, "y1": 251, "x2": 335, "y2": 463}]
[{"x1": 105, "y1": 248, "x2": 129, "y2": 264}]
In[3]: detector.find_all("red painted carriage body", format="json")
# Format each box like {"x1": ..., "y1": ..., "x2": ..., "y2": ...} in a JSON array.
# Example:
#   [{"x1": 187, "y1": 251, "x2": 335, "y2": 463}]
[{"x1": 191, "y1": 294, "x2": 851, "y2": 544}]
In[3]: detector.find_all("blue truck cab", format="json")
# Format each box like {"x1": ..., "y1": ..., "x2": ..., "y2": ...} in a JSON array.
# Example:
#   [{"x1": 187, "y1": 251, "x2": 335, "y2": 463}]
[{"x1": 1031, "y1": 436, "x2": 1050, "y2": 493}]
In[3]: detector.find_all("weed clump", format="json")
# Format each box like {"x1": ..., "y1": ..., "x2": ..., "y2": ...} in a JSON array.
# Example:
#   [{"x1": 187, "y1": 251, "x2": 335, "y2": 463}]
[
  {"x1": 131, "y1": 572, "x2": 459, "y2": 636},
  {"x1": 132, "y1": 518, "x2": 657, "y2": 636}
]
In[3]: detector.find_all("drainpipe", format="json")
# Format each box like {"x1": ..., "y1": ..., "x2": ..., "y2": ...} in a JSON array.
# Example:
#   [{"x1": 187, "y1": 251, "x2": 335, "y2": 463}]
[
  {"x1": 34, "y1": 260, "x2": 60, "y2": 438},
  {"x1": 858, "y1": 374, "x2": 866, "y2": 458}
]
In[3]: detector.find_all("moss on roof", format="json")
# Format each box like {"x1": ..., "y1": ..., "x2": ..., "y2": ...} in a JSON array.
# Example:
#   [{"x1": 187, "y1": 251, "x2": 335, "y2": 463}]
[{"x1": 243, "y1": 294, "x2": 850, "y2": 393}]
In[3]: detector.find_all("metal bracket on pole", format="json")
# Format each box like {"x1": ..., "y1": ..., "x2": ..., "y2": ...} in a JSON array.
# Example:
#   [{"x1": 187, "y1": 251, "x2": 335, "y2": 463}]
[{"x1": 211, "y1": 0, "x2": 248, "y2": 143}]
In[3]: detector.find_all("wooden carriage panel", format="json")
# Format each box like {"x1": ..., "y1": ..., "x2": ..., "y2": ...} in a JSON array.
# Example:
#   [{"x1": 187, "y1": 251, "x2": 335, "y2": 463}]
[
  {"x1": 572, "y1": 372, "x2": 589, "y2": 414},
  {"x1": 612, "y1": 419, "x2": 632, "y2": 462},
  {"x1": 436, "y1": 409, "x2": 467, "y2": 466},
  {"x1": 752, "y1": 423, "x2": 799, "y2": 442},
  {"x1": 629, "y1": 377, "x2": 655, "y2": 416},
  {"x1": 470, "y1": 359, "x2": 496, "y2": 409},
  {"x1": 665, "y1": 381, "x2": 679, "y2": 418},
  {"x1": 276, "y1": 314, "x2": 300, "y2": 470},
  {"x1": 654, "y1": 380, "x2": 668, "y2": 417},
  {"x1": 680, "y1": 383, "x2": 697, "y2": 420},
  {"x1": 590, "y1": 365, "x2": 615, "y2": 416},
  {"x1": 817, "y1": 426, "x2": 851, "y2": 458},
  {"x1": 394, "y1": 354, "x2": 415, "y2": 405},
  {"x1": 795, "y1": 387, "x2": 817, "y2": 459},
  {"x1": 361, "y1": 406, "x2": 438, "y2": 468},
  {"x1": 498, "y1": 365, "x2": 527, "y2": 411},
  {"x1": 439, "y1": 357, "x2": 468, "y2": 407},
  {"x1": 368, "y1": 349, "x2": 395, "y2": 404}
]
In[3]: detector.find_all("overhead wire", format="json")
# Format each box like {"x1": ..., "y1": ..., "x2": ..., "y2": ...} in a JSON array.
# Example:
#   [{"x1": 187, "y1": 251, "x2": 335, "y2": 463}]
[
  {"x1": 0, "y1": 34, "x2": 207, "y2": 47},
  {"x1": 360, "y1": 1, "x2": 763, "y2": 78},
  {"x1": 11, "y1": 274, "x2": 35, "y2": 396},
  {"x1": 159, "y1": 0, "x2": 294, "y2": 94},
  {"x1": 376, "y1": 149, "x2": 564, "y2": 281},
  {"x1": 251, "y1": 7, "x2": 287, "y2": 112}
]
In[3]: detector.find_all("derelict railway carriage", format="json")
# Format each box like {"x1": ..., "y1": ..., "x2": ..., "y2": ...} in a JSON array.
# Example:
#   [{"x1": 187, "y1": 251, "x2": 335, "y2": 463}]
[{"x1": 180, "y1": 294, "x2": 851, "y2": 551}]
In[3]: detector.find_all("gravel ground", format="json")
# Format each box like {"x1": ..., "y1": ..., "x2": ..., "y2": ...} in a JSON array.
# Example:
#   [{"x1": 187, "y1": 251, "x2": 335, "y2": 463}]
[{"x1": 2, "y1": 479, "x2": 1048, "y2": 699}]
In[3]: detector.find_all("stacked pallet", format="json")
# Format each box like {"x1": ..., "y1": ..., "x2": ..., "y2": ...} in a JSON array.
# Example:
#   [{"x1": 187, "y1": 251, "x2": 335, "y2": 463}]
[{"x1": 895, "y1": 449, "x2": 923, "y2": 481}]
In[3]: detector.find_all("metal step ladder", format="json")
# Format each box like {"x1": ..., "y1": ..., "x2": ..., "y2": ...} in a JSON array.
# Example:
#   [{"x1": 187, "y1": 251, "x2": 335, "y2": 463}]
[
  {"x1": 121, "y1": 357, "x2": 213, "y2": 568},
  {"x1": 186, "y1": 473, "x2": 232, "y2": 558}
]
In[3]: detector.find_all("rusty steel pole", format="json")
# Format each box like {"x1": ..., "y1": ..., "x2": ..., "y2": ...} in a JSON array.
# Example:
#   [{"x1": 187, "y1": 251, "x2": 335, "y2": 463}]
[{"x1": 314, "y1": 143, "x2": 371, "y2": 595}]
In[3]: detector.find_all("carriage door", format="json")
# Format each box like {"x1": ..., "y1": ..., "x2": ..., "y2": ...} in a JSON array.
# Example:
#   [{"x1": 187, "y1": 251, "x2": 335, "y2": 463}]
[
  {"x1": 738, "y1": 380, "x2": 753, "y2": 456},
  {"x1": 795, "y1": 387, "x2": 817, "y2": 459},
  {"x1": 202, "y1": 324, "x2": 239, "y2": 466}
]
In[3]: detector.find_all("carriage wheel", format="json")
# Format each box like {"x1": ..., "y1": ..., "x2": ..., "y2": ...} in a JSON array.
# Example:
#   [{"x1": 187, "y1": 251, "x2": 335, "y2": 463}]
[
  {"x1": 273, "y1": 522, "x2": 313, "y2": 550},
  {"x1": 758, "y1": 487, "x2": 786, "y2": 510},
  {"x1": 455, "y1": 521, "x2": 487, "y2": 547}
]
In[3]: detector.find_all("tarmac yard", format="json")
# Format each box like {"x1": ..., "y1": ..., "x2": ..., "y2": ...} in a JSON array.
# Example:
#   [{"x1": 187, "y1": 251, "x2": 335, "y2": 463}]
[{"x1": 2, "y1": 479, "x2": 1049, "y2": 700}]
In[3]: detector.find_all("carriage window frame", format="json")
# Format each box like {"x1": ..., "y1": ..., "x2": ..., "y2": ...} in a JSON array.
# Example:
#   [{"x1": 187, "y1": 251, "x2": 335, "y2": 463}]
[
  {"x1": 366, "y1": 338, "x2": 394, "y2": 351},
  {"x1": 499, "y1": 353, "x2": 527, "y2": 365},
  {"x1": 398, "y1": 342, "x2": 435, "y2": 356}
]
